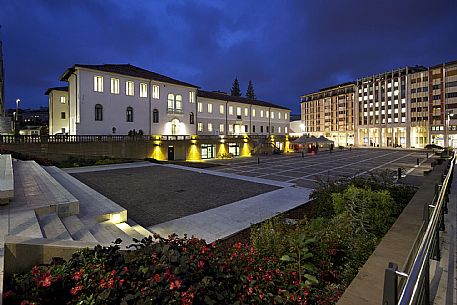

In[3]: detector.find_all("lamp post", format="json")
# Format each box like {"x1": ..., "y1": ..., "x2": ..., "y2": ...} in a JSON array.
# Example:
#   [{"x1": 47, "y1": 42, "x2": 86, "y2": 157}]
[
  {"x1": 445, "y1": 110, "x2": 454, "y2": 148},
  {"x1": 15, "y1": 99, "x2": 20, "y2": 135}
]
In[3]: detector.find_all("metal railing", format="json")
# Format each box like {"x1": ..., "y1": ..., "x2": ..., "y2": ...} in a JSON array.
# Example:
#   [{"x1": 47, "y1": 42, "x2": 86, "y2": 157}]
[{"x1": 382, "y1": 155, "x2": 455, "y2": 305}]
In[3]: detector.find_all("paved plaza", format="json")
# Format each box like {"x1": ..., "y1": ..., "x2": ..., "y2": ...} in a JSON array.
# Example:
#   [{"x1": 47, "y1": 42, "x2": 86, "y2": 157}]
[{"x1": 210, "y1": 149, "x2": 432, "y2": 188}]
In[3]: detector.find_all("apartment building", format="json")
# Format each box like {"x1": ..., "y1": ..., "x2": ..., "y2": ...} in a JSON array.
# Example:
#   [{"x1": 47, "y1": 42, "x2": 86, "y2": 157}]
[
  {"x1": 46, "y1": 64, "x2": 290, "y2": 160},
  {"x1": 301, "y1": 83, "x2": 355, "y2": 146},
  {"x1": 300, "y1": 59, "x2": 457, "y2": 148}
]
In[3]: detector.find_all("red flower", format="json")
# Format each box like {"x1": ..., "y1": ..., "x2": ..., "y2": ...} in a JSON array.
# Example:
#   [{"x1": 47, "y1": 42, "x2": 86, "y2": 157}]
[
  {"x1": 100, "y1": 278, "x2": 107, "y2": 289},
  {"x1": 42, "y1": 275, "x2": 52, "y2": 287},
  {"x1": 247, "y1": 287, "x2": 254, "y2": 295},
  {"x1": 197, "y1": 260, "x2": 205, "y2": 270},
  {"x1": 123, "y1": 266, "x2": 129, "y2": 272},
  {"x1": 119, "y1": 279, "x2": 125, "y2": 286},
  {"x1": 247, "y1": 274, "x2": 253, "y2": 282},
  {"x1": 111, "y1": 270, "x2": 117, "y2": 276},
  {"x1": 170, "y1": 279, "x2": 182, "y2": 290},
  {"x1": 70, "y1": 285, "x2": 83, "y2": 295},
  {"x1": 153, "y1": 274, "x2": 161, "y2": 282},
  {"x1": 108, "y1": 278, "x2": 115, "y2": 288},
  {"x1": 201, "y1": 246, "x2": 210, "y2": 254},
  {"x1": 72, "y1": 270, "x2": 83, "y2": 281},
  {"x1": 31, "y1": 266, "x2": 40, "y2": 276}
]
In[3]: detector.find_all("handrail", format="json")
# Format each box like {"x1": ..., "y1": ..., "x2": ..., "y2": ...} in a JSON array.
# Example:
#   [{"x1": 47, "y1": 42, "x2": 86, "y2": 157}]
[{"x1": 396, "y1": 155, "x2": 455, "y2": 305}]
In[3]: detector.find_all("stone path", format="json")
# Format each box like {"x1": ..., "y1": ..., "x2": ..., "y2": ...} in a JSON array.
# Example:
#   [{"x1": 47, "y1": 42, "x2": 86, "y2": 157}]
[
  {"x1": 148, "y1": 186, "x2": 312, "y2": 243},
  {"x1": 63, "y1": 161, "x2": 157, "y2": 174}
]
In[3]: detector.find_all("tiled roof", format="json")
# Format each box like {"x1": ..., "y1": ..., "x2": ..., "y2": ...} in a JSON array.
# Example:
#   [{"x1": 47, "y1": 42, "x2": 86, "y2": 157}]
[
  {"x1": 197, "y1": 90, "x2": 290, "y2": 110},
  {"x1": 44, "y1": 86, "x2": 68, "y2": 95},
  {"x1": 60, "y1": 64, "x2": 199, "y2": 88}
]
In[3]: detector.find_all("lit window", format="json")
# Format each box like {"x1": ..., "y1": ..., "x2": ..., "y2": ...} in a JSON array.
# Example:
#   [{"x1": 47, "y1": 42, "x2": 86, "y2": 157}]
[
  {"x1": 153, "y1": 109, "x2": 159, "y2": 123},
  {"x1": 219, "y1": 123, "x2": 224, "y2": 133},
  {"x1": 260, "y1": 110, "x2": 264, "y2": 117},
  {"x1": 229, "y1": 106, "x2": 233, "y2": 115},
  {"x1": 219, "y1": 105, "x2": 224, "y2": 114},
  {"x1": 207, "y1": 103, "x2": 213, "y2": 113},
  {"x1": 60, "y1": 96, "x2": 66, "y2": 104},
  {"x1": 252, "y1": 108, "x2": 256, "y2": 117},
  {"x1": 229, "y1": 124, "x2": 234, "y2": 133},
  {"x1": 140, "y1": 83, "x2": 148, "y2": 98},
  {"x1": 198, "y1": 102, "x2": 203, "y2": 113},
  {"x1": 168, "y1": 94, "x2": 175, "y2": 110},
  {"x1": 208, "y1": 123, "x2": 213, "y2": 132},
  {"x1": 244, "y1": 108, "x2": 248, "y2": 116},
  {"x1": 126, "y1": 81, "x2": 134, "y2": 96},
  {"x1": 271, "y1": 111, "x2": 275, "y2": 119},
  {"x1": 198, "y1": 122, "x2": 203, "y2": 132},
  {"x1": 111, "y1": 78, "x2": 119, "y2": 94},
  {"x1": 278, "y1": 126, "x2": 281, "y2": 133},
  {"x1": 285, "y1": 113, "x2": 288, "y2": 120},
  {"x1": 236, "y1": 107, "x2": 242, "y2": 116},
  {"x1": 95, "y1": 104, "x2": 103, "y2": 121},
  {"x1": 94, "y1": 76, "x2": 103, "y2": 92},
  {"x1": 152, "y1": 85, "x2": 160, "y2": 99},
  {"x1": 126, "y1": 107, "x2": 134, "y2": 122},
  {"x1": 266, "y1": 111, "x2": 269, "y2": 118},
  {"x1": 176, "y1": 95, "x2": 182, "y2": 110},
  {"x1": 278, "y1": 112, "x2": 281, "y2": 119},
  {"x1": 285, "y1": 126, "x2": 288, "y2": 133},
  {"x1": 189, "y1": 91, "x2": 195, "y2": 103}
]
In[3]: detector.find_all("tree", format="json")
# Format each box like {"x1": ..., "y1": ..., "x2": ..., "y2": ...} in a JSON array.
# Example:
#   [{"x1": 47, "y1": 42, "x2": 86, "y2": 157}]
[
  {"x1": 231, "y1": 77, "x2": 241, "y2": 97},
  {"x1": 246, "y1": 80, "x2": 256, "y2": 100}
]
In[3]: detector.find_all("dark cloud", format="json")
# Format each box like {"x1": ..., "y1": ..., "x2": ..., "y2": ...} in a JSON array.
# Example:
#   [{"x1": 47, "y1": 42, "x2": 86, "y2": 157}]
[{"x1": 1, "y1": 0, "x2": 456, "y2": 114}]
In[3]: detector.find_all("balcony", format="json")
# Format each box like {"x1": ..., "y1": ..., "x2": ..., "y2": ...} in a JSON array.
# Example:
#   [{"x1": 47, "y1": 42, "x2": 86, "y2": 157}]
[{"x1": 167, "y1": 108, "x2": 183, "y2": 115}]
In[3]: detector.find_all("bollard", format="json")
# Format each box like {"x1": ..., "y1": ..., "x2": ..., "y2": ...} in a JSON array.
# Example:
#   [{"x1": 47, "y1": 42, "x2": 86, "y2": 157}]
[
  {"x1": 257, "y1": 157, "x2": 260, "y2": 165},
  {"x1": 349, "y1": 147, "x2": 352, "y2": 151},
  {"x1": 426, "y1": 152, "x2": 429, "y2": 158},
  {"x1": 397, "y1": 168, "x2": 402, "y2": 180},
  {"x1": 417, "y1": 158, "x2": 420, "y2": 166}
]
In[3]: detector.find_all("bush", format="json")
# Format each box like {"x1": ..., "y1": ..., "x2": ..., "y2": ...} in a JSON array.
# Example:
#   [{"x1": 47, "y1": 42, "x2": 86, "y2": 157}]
[{"x1": 4, "y1": 235, "x2": 314, "y2": 305}]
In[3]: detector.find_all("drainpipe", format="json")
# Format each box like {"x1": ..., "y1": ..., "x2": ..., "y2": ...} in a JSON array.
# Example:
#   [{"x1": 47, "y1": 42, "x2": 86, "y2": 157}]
[
  {"x1": 225, "y1": 101, "x2": 228, "y2": 136},
  {"x1": 149, "y1": 80, "x2": 152, "y2": 135}
]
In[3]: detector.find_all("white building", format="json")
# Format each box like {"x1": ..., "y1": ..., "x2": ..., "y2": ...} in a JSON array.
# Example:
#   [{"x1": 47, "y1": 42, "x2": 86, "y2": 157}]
[{"x1": 47, "y1": 64, "x2": 290, "y2": 137}]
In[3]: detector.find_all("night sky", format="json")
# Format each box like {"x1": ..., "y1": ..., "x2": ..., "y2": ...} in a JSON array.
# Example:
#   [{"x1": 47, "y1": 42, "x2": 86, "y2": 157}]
[{"x1": 1, "y1": 0, "x2": 457, "y2": 114}]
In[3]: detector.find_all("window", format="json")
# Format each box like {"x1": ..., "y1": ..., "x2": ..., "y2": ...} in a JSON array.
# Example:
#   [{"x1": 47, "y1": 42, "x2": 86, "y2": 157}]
[
  {"x1": 260, "y1": 110, "x2": 264, "y2": 118},
  {"x1": 111, "y1": 78, "x2": 119, "y2": 94},
  {"x1": 285, "y1": 113, "x2": 288, "y2": 120},
  {"x1": 244, "y1": 125, "x2": 248, "y2": 132},
  {"x1": 271, "y1": 126, "x2": 274, "y2": 133},
  {"x1": 271, "y1": 111, "x2": 274, "y2": 119},
  {"x1": 266, "y1": 126, "x2": 269, "y2": 133},
  {"x1": 61, "y1": 112, "x2": 66, "y2": 119},
  {"x1": 198, "y1": 102, "x2": 203, "y2": 113},
  {"x1": 198, "y1": 122, "x2": 203, "y2": 132},
  {"x1": 190, "y1": 112, "x2": 195, "y2": 124},
  {"x1": 229, "y1": 124, "x2": 234, "y2": 133},
  {"x1": 236, "y1": 107, "x2": 242, "y2": 116},
  {"x1": 94, "y1": 76, "x2": 103, "y2": 92},
  {"x1": 189, "y1": 91, "x2": 195, "y2": 103},
  {"x1": 152, "y1": 85, "x2": 160, "y2": 99},
  {"x1": 207, "y1": 103, "x2": 213, "y2": 113},
  {"x1": 176, "y1": 95, "x2": 182, "y2": 110},
  {"x1": 252, "y1": 108, "x2": 256, "y2": 117},
  {"x1": 219, "y1": 124, "x2": 224, "y2": 133},
  {"x1": 260, "y1": 125, "x2": 264, "y2": 132},
  {"x1": 253, "y1": 125, "x2": 256, "y2": 132},
  {"x1": 126, "y1": 81, "x2": 134, "y2": 96},
  {"x1": 126, "y1": 107, "x2": 133, "y2": 122},
  {"x1": 208, "y1": 123, "x2": 213, "y2": 132},
  {"x1": 140, "y1": 83, "x2": 148, "y2": 98},
  {"x1": 60, "y1": 96, "x2": 66, "y2": 104},
  {"x1": 266, "y1": 111, "x2": 269, "y2": 118},
  {"x1": 95, "y1": 104, "x2": 103, "y2": 121},
  {"x1": 285, "y1": 127, "x2": 288, "y2": 133},
  {"x1": 278, "y1": 126, "x2": 281, "y2": 133},
  {"x1": 168, "y1": 94, "x2": 175, "y2": 110},
  {"x1": 153, "y1": 109, "x2": 159, "y2": 123},
  {"x1": 278, "y1": 112, "x2": 281, "y2": 119},
  {"x1": 219, "y1": 105, "x2": 224, "y2": 114},
  {"x1": 244, "y1": 108, "x2": 248, "y2": 116},
  {"x1": 229, "y1": 106, "x2": 233, "y2": 115}
]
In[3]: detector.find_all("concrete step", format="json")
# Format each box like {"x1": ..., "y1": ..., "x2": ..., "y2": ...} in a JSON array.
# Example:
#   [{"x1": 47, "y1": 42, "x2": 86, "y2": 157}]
[
  {"x1": 115, "y1": 222, "x2": 147, "y2": 241},
  {"x1": 61, "y1": 215, "x2": 98, "y2": 243},
  {"x1": 127, "y1": 218, "x2": 153, "y2": 238},
  {"x1": 37, "y1": 213, "x2": 73, "y2": 241},
  {"x1": 89, "y1": 221, "x2": 139, "y2": 248},
  {"x1": 44, "y1": 166, "x2": 126, "y2": 223}
]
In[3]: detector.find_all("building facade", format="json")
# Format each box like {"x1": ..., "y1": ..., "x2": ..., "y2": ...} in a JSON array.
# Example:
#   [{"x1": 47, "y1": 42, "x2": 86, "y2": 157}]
[
  {"x1": 300, "y1": 60, "x2": 457, "y2": 148},
  {"x1": 46, "y1": 64, "x2": 291, "y2": 160}
]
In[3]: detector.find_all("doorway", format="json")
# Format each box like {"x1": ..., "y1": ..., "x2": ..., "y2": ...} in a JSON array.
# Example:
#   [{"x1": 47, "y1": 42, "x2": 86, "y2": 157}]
[{"x1": 168, "y1": 146, "x2": 175, "y2": 161}]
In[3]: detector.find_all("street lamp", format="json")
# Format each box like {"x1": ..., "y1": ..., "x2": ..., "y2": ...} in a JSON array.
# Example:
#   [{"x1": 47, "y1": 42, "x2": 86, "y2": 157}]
[
  {"x1": 445, "y1": 110, "x2": 454, "y2": 147},
  {"x1": 15, "y1": 99, "x2": 20, "y2": 135}
]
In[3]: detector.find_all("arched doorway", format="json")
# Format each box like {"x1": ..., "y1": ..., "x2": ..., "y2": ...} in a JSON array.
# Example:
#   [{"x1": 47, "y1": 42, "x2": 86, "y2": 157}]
[{"x1": 171, "y1": 118, "x2": 180, "y2": 135}]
